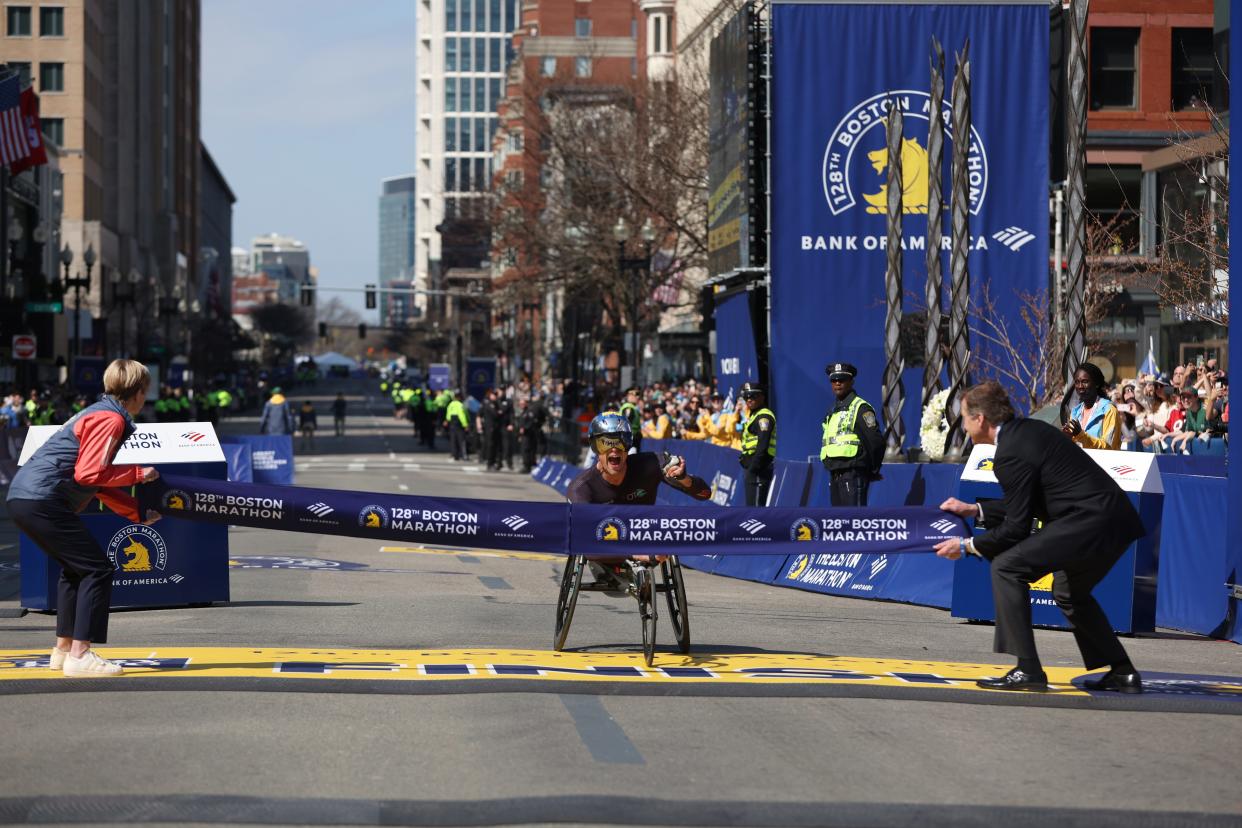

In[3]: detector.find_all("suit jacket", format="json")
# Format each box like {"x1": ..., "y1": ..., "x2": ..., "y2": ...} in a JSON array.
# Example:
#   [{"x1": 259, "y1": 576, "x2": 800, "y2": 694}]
[{"x1": 973, "y1": 417, "x2": 1144, "y2": 560}]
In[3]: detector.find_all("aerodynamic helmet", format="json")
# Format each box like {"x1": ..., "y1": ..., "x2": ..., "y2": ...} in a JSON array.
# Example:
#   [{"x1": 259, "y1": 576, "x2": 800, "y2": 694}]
[{"x1": 587, "y1": 411, "x2": 633, "y2": 451}]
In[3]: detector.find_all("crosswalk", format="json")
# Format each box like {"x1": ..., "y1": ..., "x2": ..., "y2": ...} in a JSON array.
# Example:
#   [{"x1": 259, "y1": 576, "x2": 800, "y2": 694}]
[{"x1": 294, "y1": 457, "x2": 492, "y2": 474}]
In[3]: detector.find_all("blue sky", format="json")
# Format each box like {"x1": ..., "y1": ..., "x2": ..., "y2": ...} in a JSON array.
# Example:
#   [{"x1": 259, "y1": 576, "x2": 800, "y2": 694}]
[{"x1": 201, "y1": 0, "x2": 416, "y2": 322}]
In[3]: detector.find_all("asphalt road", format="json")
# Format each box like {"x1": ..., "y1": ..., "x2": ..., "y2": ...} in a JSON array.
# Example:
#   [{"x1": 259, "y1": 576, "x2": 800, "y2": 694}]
[{"x1": 1, "y1": 377, "x2": 1240, "y2": 827}]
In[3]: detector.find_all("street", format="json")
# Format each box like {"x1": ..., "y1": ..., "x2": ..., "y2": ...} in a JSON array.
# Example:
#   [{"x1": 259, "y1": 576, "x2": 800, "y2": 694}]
[{"x1": 1, "y1": 378, "x2": 1240, "y2": 827}]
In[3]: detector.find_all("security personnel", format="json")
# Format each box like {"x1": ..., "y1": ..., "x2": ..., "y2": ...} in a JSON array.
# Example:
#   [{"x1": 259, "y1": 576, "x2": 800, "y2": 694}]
[
  {"x1": 737, "y1": 382, "x2": 776, "y2": 507},
  {"x1": 820, "y1": 362, "x2": 885, "y2": 506},
  {"x1": 444, "y1": 391, "x2": 469, "y2": 460},
  {"x1": 619, "y1": 386, "x2": 644, "y2": 452}
]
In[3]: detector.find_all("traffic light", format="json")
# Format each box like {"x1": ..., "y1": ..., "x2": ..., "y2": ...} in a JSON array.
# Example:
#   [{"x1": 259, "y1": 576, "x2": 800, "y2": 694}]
[
  {"x1": 365, "y1": 284, "x2": 377, "y2": 310},
  {"x1": 318, "y1": 322, "x2": 327, "y2": 338},
  {"x1": 358, "y1": 323, "x2": 367, "y2": 339},
  {"x1": 300, "y1": 284, "x2": 314, "y2": 307}
]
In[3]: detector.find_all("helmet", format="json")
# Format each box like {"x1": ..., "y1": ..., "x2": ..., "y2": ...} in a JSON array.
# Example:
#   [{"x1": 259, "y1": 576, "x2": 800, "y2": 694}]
[
  {"x1": 587, "y1": 411, "x2": 633, "y2": 450},
  {"x1": 739, "y1": 382, "x2": 765, "y2": 400}
]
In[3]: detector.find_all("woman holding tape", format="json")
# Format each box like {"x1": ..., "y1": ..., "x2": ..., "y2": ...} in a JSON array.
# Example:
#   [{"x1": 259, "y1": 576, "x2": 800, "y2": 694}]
[{"x1": 7, "y1": 359, "x2": 162, "y2": 677}]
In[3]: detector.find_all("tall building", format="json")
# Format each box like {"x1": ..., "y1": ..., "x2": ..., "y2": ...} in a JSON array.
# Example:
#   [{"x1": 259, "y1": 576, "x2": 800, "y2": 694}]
[
  {"x1": 378, "y1": 175, "x2": 417, "y2": 327},
  {"x1": 1080, "y1": 0, "x2": 1218, "y2": 376},
  {"x1": 199, "y1": 146, "x2": 235, "y2": 318},
  {"x1": 2, "y1": 0, "x2": 202, "y2": 361},
  {"x1": 250, "y1": 232, "x2": 309, "y2": 305},
  {"x1": 415, "y1": 0, "x2": 522, "y2": 315}
]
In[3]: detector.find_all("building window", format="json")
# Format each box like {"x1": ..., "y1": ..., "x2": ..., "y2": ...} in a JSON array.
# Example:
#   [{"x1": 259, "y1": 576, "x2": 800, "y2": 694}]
[
  {"x1": 490, "y1": 38, "x2": 501, "y2": 73},
  {"x1": 474, "y1": 118, "x2": 487, "y2": 151},
  {"x1": 1171, "y1": 28, "x2": 1214, "y2": 111},
  {"x1": 490, "y1": 0, "x2": 502, "y2": 32},
  {"x1": 446, "y1": 38, "x2": 458, "y2": 71},
  {"x1": 9, "y1": 62, "x2": 30, "y2": 86},
  {"x1": 575, "y1": 18, "x2": 591, "y2": 38},
  {"x1": 475, "y1": 77, "x2": 486, "y2": 110},
  {"x1": 650, "y1": 14, "x2": 669, "y2": 55},
  {"x1": 41, "y1": 117, "x2": 63, "y2": 146},
  {"x1": 39, "y1": 6, "x2": 63, "y2": 36},
  {"x1": 38, "y1": 62, "x2": 63, "y2": 92},
  {"x1": 575, "y1": 56, "x2": 592, "y2": 78},
  {"x1": 1089, "y1": 28, "x2": 1139, "y2": 110},
  {"x1": 447, "y1": 0, "x2": 458, "y2": 32},
  {"x1": 7, "y1": 6, "x2": 31, "y2": 36},
  {"x1": 446, "y1": 79, "x2": 457, "y2": 112},
  {"x1": 445, "y1": 118, "x2": 458, "y2": 152},
  {"x1": 541, "y1": 56, "x2": 556, "y2": 77},
  {"x1": 631, "y1": 57, "x2": 638, "y2": 78},
  {"x1": 632, "y1": 19, "x2": 638, "y2": 39},
  {"x1": 446, "y1": 158, "x2": 458, "y2": 191}
]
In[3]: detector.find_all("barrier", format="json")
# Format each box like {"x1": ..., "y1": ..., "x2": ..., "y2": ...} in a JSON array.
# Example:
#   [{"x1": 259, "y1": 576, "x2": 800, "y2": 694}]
[
  {"x1": 18, "y1": 422, "x2": 230, "y2": 611},
  {"x1": 223, "y1": 442, "x2": 253, "y2": 483},
  {"x1": 222, "y1": 435, "x2": 294, "y2": 485},
  {"x1": 1155, "y1": 474, "x2": 1230, "y2": 636}
]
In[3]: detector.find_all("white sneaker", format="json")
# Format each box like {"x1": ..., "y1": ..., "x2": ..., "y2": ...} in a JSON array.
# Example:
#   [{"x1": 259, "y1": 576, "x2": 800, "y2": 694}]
[
  {"x1": 63, "y1": 650, "x2": 123, "y2": 678},
  {"x1": 49, "y1": 647, "x2": 69, "y2": 670}
]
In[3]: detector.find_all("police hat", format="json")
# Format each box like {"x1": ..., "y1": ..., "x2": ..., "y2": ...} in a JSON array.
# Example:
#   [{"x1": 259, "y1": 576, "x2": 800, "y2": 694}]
[
  {"x1": 739, "y1": 382, "x2": 765, "y2": 398},
  {"x1": 825, "y1": 362, "x2": 858, "y2": 380}
]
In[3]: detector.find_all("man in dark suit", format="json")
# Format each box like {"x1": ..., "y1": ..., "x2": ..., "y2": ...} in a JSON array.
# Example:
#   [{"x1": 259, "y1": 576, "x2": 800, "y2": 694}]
[{"x1": 935, "y1": 381, "x2": 1145, "y2": 693}]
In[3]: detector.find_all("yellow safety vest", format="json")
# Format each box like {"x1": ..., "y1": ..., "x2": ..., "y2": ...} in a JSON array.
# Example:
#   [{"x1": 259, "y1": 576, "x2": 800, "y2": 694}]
[
  {"x1": 821, "y1": 396, "x2": 867, "y2": 460},
  {"x1": 740, "y1": 408, "x2": 777, "y2": 457}
]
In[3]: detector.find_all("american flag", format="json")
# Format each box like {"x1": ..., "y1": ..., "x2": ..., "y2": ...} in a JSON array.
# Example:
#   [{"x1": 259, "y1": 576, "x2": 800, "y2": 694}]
[{"x1": 0, "y1": 74, "x2": 32, "y2": 167}]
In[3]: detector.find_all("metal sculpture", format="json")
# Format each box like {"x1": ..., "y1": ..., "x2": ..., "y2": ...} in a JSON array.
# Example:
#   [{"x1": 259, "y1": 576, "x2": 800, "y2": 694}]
[
  {"x1": 883, "y1": 102, "x2": 906, "y2": 461},
  {"x1": 945, "y1": 41, "x2": 972, "y2": 461}
]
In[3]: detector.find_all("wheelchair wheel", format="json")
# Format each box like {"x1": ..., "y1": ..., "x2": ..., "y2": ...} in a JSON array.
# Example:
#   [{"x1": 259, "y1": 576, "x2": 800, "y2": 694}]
[
  {"x1": 554, "y1": 555, "x2": 585, "y2": 651},
  {"x1": 661, "y1": 557, "x2": 691, "y2": 654},
  {"x1": 636, "y1": 564, "x2": 657, "y2": 667}
]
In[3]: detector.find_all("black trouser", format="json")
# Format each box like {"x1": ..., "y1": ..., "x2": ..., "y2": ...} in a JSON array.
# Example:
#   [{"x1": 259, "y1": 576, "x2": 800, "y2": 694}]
[
  {"x1": 521, "y1": 432, "x2": 537, "y2": 472},
  {"x1": 448, "y1": 422, "x2": 467, "y2": 459},
  {"x1": 990, "y1": 528, "x2": 1130, "y2": 669},
  {"x1": 829, "y1": 469, "x2": 870, "y2": 506},
  {"x1": 743, "y1": 467, "x2": 773, "y2": 507},
  {"x1": 334, "y1": 415, "x2": 345, "y2": 436},
  {"x1": 9, "y1": 497, "x2": 114, "y2": 643},
  {"x1": 487, "y1": 427, "x2": 503, "y2": 469}
]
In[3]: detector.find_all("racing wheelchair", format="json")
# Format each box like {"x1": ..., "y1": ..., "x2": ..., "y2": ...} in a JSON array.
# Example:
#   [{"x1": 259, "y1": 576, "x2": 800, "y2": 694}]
[{"x1": 554, "y1": 555, "x2": 690, "y2": 667}]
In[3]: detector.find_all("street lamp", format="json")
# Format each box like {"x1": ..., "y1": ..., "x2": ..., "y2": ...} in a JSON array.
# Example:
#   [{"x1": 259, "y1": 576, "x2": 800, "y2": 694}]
[
  {"x1": 111, "y1": 267, "x2": 140, "y2": 358},
  {"x1": 613, "y1": 216, "x2": 656, "y2": 381},
  {"x1": 60, "y1": 244, "x2": 95, "y2": 357}
]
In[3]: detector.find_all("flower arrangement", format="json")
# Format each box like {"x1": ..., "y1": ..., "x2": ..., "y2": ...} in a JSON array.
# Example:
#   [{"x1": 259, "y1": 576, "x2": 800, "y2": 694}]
[{"x1": 920, "y1": 388, "x2": 951, "y2": 461}]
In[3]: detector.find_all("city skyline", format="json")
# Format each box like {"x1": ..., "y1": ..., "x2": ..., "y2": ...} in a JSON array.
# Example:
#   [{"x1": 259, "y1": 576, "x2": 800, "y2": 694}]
[{"x1": 201, "y1": 0, "x2": 416, "y2": 323}]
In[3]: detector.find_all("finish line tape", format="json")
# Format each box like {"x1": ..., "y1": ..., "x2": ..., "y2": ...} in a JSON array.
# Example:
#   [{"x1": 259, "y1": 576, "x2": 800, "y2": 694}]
[{"x1": 140, "y1": 475, "x2": 968, "y2": 558}]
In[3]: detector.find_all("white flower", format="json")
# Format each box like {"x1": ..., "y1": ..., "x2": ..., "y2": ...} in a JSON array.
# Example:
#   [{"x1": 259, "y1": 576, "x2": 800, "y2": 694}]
[{"x1": 920, "y1": 388, "x2": 951, "y2": 461}]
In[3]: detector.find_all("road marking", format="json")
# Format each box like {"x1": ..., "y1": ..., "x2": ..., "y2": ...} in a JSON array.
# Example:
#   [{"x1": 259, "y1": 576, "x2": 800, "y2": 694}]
[
  {"x1": 458, "y1": 555, "x2": 480, "y2": 565},
  {"x1": 403, "y1": 463, "x2": 421, "y2": 471},
  {"x1": 477, "y1": 576, "x2": 512, "y2": 590},
  {"x1": 347, "y1": 463, "x2": 365, "y2": 471},
  {"x1": 398, "y1": 484, "x2": 409, "y2": 491},
  {"x1": 560, "y1": 694, "x2": 644, "y2": 764},
  {"x1": 378, "y1": 546, "x2": 559, "y2": 562}
]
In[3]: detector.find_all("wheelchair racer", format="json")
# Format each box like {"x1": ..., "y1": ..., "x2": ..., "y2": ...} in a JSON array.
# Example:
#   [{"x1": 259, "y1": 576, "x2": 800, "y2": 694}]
[{"x1": 566, "y1": 411, "x2": 712, "y2": 587}]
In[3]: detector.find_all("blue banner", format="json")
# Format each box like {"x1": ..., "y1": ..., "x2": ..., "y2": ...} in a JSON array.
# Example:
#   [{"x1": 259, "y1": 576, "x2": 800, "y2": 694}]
[
  {"x1": 466, "y1": 357, "x2": 496, "y2": 401},
  {"x1": 713, "y1": 291, "x2": 759, "y2": 399},
  {"x1": 72, "y1": 356, "x2": 105, "y2": 394},
  {"x1": 570, "y1": 503, "x2": 965, "y2": 558},
  {"x1": 770, "y1": 1, "x2": 1049, "y2": 459},
  {"x1": 222, "y1": 442, "x2": 253, "y2": 483},
  {"x1": 222, "y1": 435, "x2": 294, "y2": 485},
  {"x1": 429, "y1": 363, "x2": 451, "y2": 391},
  {"x1": 145, "y1": 474, "x2": 966, "y2": 559},
  {"x1": 142, "y1": 475, "x2": 571, "y2": 554}
]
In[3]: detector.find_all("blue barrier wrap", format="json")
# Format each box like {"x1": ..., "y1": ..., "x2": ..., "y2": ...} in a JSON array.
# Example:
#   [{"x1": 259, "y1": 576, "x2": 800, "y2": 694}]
[
  {"x1": 223, "y1": 443, "x2": 253, "y2": 483},
  {"x1": 713, "y1": 291, "x2": 760, "y2": 400},
  {"x1": 145, "y1": 474, "x2": 966, "y2": 559},
  {"x1": 143, "y1": 475, "x2": 570, "y2": 554},
  {"x1": 222, "y1": 435, "x2": 294, "y2": 485},
  {"x1": 1156, "y1": 474, "x2": 1230, "y2": 636}
]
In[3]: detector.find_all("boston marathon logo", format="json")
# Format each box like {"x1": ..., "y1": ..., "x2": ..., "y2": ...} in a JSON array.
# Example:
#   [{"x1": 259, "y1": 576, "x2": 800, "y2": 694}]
[
  {"x1": 790, "y1": 518, "x2": 820, "y2": 542},
  {"x1": 358, "y1": 505, "x2": 390, "y2": 529},
  {"x1": 106, "y1": 524, "x2": 171, "y2": 585},
  {"x1": 822, "y1": 91, "x2": 987, "y2": 218},
  {"x1": 188, "y1": 492, "x2": 284, "y2": 520},
  {"x1": 162, "y1": 489, "x2": 190, "y2": 512},
  {"x1": 596, "y1": 518, "x2": 627, "y2": 542}
]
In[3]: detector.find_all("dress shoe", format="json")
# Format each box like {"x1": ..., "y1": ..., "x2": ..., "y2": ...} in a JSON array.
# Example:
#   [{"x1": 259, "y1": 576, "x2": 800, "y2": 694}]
[
  {"x1": 1083, "y1": 669, "x2": 1143, "y2": 694},
  {"x1": 976, "y1": 667, "x2": 1048, "y2": 691}
]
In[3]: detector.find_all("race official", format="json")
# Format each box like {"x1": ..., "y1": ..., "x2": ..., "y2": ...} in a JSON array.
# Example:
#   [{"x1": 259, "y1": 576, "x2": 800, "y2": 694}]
[
  {"x1": 935, "y1": 381, "x2": 1145, "y2": 693},
  {"x1": 737, "y1": 382, "x2": 776, "y2": 507},
  {"x1": 820, "y1": 362, "x2": 884, "y2": 506},
  {"x1": 6, "y1": 359, "x2": 162, "y2": 677}
]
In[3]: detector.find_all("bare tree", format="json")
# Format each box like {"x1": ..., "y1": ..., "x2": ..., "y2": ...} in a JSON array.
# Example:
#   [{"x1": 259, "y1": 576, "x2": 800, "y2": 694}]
[{"x1": 317, "y1": 296, "x2": 362, "y2": 327}]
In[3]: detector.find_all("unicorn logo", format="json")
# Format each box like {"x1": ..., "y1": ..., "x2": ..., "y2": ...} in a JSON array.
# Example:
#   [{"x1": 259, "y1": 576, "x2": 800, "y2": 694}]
[
  {"x1": 862, "y1": 135, "x2": 930, "y2": 214},
  {"x1": 120, "y1": 538, "x2": 152, "y2": 571},
  {"x1": 106, "y1": 525, "x2": 168, "y2": 574}
]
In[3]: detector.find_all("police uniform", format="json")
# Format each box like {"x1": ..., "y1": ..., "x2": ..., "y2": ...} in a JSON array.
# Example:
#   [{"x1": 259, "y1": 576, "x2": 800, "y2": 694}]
[
  {"x1": 821, "y1": 362, "x2": 885, "y2": 506},
  {"x1": 738, "y1": 383, "x2": 776, "y2": 507},
  {"x1": 619, "y1": 391, "x2": 643, "y2": 452}
]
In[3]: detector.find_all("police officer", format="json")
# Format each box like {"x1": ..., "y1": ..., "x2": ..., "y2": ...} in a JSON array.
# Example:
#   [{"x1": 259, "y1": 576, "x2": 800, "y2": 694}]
[
  {"x1": 820, "y1": 362, "x2": 885, "y2": 506},
  {"x1": 444, "y1": 390, "x2": 469, "y2": 461},
  {"x1": 619, "y1": 386, "x2": 643, "y2": 452},
  {"x1": 738, "y1": 382, "x2": 776, "y2": 507},
  {"x1": 479, "y1": 388, "x2": 501, "y2": 470}
]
